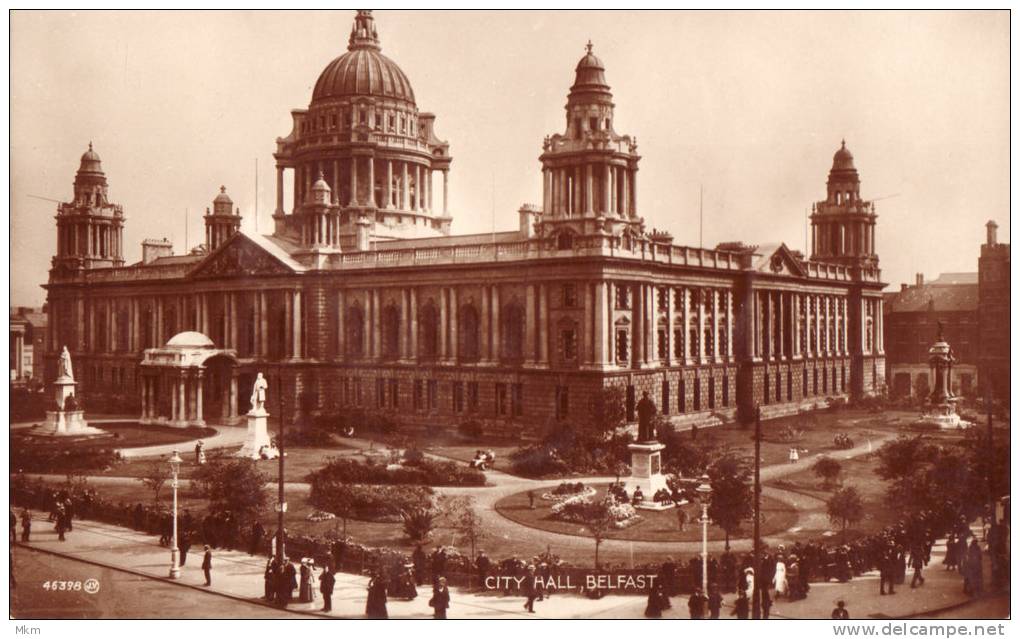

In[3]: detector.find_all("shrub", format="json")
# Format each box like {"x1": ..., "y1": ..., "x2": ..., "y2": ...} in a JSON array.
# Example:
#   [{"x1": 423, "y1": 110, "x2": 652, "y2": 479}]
[
  {"x1": 284, "y1": 427, "x2": 336, "y2": 447},
  {"x1": 308, "y1": 480, "x2": 434, "y2": 523},
  {"x1": 509, "y1": 424, "x2": 631, "y2": 477},
  {"x1": 10, "y1": 441, "x2": 121, "y2": 473},
  {"x1": 306, "y1": 457, "x2": 486, "y2": 487},
  {"x1": 401, "y1": 506, "x2": 437, "y2": 545}
]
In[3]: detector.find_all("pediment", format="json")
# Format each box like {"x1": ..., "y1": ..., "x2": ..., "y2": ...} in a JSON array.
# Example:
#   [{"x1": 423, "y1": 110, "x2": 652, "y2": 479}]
[
  {"x1": 756, "y1": 243, "x2": 807, "y2": 277},
  {"x1": 190, "y1": 234, "x2": 293, "y2": 279}
]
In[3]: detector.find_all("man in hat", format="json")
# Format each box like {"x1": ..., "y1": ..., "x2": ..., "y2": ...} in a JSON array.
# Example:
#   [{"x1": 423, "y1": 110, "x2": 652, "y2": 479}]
[
  {"x1": 831, "y1": 600, "x2": 850, "y2": 619},
  {"x1": 523, "y1": 565, "x2": 541, "y2": 613},
  {"x1": 687, "y1": 587, "x2": 708, "y2": 619},
  {"x1": 319, "y1": 564, "x2": 335, "y2": 612},
  {"x1": 201, "y1": 545, "x2": 213, "y2": 586},
  {"x1": 430, "y1": 576, "x2": 451, "y2": 619}
]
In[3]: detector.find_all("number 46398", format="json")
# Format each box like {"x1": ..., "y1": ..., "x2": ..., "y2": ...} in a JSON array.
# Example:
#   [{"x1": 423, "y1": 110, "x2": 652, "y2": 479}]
[{"x1": 42, "y1": 580, "x2": 83, "y2": 591}]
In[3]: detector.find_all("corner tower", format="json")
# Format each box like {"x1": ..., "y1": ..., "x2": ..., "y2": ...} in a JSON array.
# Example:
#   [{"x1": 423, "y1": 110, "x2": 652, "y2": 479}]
[
  {"x1": 537, "y1": 43, "x2": 642, "y2": 243},
  {"x1": 51, "y1": 143, "x2": 125, "y2": 274},
  {"x1": 204, "y1": 186, "x2": 242, "y2": 252},
  {"x1": 810, "y1": 140, "x2": 878, "y2": 269}
]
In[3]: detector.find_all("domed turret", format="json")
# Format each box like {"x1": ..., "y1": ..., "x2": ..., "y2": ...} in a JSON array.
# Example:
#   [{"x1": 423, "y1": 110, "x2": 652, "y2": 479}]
[
  {"x1": 205, "y1": 186, "x2": 241, "y2": 252},
  {"x1": 810, "y1": 140, "x2": 878, "y2": 268},
  {"x1": 310, "y1": 172, "x2": 332, "y2": 205},
  {"x1": 569, "y1": 42, "x2": 612, "y2": 104},
  {"x1": 831, "y1": 139, "x2": 855, "y2": 172},
  {"x1": 78, "y1": 142, "x2": 103, "y2": 174}
]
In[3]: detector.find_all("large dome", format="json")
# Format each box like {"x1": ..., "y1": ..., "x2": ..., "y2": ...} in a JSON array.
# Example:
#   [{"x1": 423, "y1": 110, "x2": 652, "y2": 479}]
[{"x1": 310, "y1": 10, "x2": 415, "y2": 105}]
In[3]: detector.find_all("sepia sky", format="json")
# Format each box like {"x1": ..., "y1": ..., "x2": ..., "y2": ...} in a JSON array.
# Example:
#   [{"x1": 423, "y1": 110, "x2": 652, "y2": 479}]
[{"x1": 10, "y1": 9, "x2": 1009, "y2": 307}]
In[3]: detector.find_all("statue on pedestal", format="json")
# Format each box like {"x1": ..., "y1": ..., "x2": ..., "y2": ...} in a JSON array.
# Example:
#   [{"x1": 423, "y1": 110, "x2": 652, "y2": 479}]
[
  {"x1": 637, "y1": 391, "x2": 657, "y2": 442},
  {"x1": 58, "y1": 346, "x2": 74, "y2": 381},
  {"x1": 250, "y1": 372, "x2": 268, "y2": 414}
]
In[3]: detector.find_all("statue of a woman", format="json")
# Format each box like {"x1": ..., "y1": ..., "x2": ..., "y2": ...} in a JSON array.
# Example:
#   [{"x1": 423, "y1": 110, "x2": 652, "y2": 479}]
[{"x1": 58, "y1": 346, "x2": 74, "y2": 381}]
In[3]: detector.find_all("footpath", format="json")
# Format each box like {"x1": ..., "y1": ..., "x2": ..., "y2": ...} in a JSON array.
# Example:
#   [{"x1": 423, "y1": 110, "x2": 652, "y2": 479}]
[{"x1": 14, "y1": 508, "x2": 996, "y2": 620}]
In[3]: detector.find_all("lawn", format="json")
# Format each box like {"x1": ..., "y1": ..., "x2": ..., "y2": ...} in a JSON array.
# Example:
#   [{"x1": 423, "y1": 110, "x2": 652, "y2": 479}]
[
  {"x1": 494, "y1": 484, "x2": 797, "y2": 544},
  {"x1": 13, "y1": 422, "x2": 217, "y2": 450}
]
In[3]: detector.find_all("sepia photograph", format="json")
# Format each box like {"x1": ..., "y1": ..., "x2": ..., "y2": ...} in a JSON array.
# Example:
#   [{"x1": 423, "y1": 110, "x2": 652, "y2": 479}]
[{"x1": 7, "y1": 7, "x2": 1011, "y2": 630}]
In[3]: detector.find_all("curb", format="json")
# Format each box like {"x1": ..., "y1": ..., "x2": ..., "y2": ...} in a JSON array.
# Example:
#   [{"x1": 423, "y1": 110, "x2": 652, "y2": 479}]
[{"x1": 14, "y1": 542, "x2": 344, "y2": 620}]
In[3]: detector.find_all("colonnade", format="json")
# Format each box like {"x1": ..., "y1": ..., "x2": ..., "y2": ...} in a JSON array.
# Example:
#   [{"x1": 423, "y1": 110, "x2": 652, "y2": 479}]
[
  {"x1": 56, "y1": 221, "x2": 122, "y2": 260},
  {"x1": 139, "y1": 367, "x2": 239, "y2": 427},
  {"x1": 543, "y1": 163, "x2": 637, "y2": 218}
]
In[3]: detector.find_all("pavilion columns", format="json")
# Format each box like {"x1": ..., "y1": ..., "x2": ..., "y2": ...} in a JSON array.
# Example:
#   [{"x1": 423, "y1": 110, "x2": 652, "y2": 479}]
[
  {"x1": 644, "y1": 284, "x2": 655, "y2": 367},
  {"x1": 177, "y1": 372, "x2": 186, "y2": 424},
  {"x1": 815, "y1": 296, "x2": 823, "y2": 357},
  {"x1": 777, "y1": 291, "x2": 786, "y2": 359},
  {"x1": 195, "y1": 370, "x2": 205, "y2": 424},
  {"x1": 825, "y1": 296, "x2": 832, "y2": 355},
  {"x1": 426, "y1": 168, "x2": 433, "y2": 213},
  {"x1": 290, "y1": 290, "x2": 303, "y2": 359},
  {"x1": 416, "y1": 165, "x2": 423, "y2": 212}
]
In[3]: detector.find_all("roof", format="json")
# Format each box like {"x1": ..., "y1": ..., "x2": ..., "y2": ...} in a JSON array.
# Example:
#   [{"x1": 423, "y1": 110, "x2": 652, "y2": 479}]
[
  {"x1": 885, "y1": 278, "x2": 979, "y2": 313},
  {"x1": 149, "y1": 255, "x2": 204, "y2": 266},
  {"x1": 251, "y1": 232, "x2": 307, "y2": 272},
  {"x1": 166, "y1": 331, "x2": 214, "y2": 348},
  {"x1": 930, "y1": 272, "x2": 978, "y2": 285}
]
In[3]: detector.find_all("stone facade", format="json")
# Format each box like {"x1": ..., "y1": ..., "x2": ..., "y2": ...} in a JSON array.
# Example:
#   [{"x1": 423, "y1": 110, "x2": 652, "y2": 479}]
[{"x1": 41, "y1": 11, "x2": 886, "y2": 429}]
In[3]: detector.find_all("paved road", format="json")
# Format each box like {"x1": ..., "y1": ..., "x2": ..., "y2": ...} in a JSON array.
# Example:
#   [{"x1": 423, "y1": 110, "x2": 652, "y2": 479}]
[{"x1": 10, "y1": 545, "x2": 302, "y2": 619}]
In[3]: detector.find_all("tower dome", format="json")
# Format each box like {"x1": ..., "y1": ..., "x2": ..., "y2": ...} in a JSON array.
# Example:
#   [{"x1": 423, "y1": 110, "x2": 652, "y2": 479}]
[
  {"x1": 831, "y1": 139, "x2": 855, "y2": 172},
  {"x1": 569, "y1": 41, "x2": 612, "y2": 104},
  {"x1": 311, "y1": 10, "x2": 416, "y2": 105},
  {"x1": 78, "y1": 142, "x2": 103, "y2": 174}
]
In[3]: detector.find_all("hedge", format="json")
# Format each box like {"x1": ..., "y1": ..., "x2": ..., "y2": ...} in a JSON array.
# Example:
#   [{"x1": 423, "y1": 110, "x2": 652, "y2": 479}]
[{"x1": 306, "y1": 457, "x2": 486, "y2": 488}]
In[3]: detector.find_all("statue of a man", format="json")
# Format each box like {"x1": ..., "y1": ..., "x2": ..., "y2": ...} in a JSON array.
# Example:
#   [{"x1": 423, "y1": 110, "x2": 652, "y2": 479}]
[
  {"x1": 250, "y1": 372, "x2": 269, "y2": 413},
  {"x1": 58, "y1": 346, "x2": 74, "y2": 381},
  {"x1": 636, "y1": 391, "x2": 658, "y2": 442}
]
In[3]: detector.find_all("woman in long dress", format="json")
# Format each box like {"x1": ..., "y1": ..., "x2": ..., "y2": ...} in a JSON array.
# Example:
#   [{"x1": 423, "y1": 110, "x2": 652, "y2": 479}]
[
  {"x1": 299, "y1": 560, "x2": 311, "y2": 602},
  {"x1": 307, "y1": 562, "x2": 318, "y2": 606},
  {"x1": 366, "y1": 571, "x2": 389, "y2": 619},
  {"x1": 773, "y1": 556, "x2": 789, "y2": 598}
]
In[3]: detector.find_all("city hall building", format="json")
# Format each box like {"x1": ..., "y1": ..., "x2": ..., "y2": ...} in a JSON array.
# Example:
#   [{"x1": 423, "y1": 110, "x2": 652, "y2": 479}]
[{"x1": 42, "y1": 11, "x2": 885, "y2": 431}]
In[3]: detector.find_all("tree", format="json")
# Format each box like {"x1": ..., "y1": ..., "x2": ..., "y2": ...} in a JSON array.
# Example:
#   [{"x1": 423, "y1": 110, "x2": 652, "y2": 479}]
[
  {"x1": 561, "y1": 498, "x2": 616, "y2": 569},
  {"x1": 827, "y1": 486, "x2": 864, "y2": 540},
  {"x1": 440, "y1": 495, "x2": 486, "y2": 560},
  {"x1": 193, "y1": 458, "x2": 270, "y2": 525},
  {"x1": 586, "y1": 386, "x2": 628, "y2": 437},
  {"x1": 138, "y1": 459, "x2": 171, "y2": 504},
  {"x1": 402, "y1": 506, "x2": 437, "y2": 546},
  {"x1": 875, "y1": 435, "x2": 933, "y2": 482},
  {"x1": 706, "y1": 452, "x2": 753, "y2": 550},
  {"x1": 812, "y1": 457, "x2": 842, "y2": 489}
]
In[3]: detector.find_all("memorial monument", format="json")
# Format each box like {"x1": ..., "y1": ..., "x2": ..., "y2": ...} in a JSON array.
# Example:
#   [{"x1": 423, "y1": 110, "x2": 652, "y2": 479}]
[
  {"x1": 238, "y1": 372, "x2": 273, "y2": 458},
  {"x1": 920, "y1": 322, "x2": 969, "y2": 430},
  {"x1": 35, "y1": 346, "x2": 105, "y2": 437},
  {"x1": 629, "y1": 391, "x2": 673, "y2": 510}
]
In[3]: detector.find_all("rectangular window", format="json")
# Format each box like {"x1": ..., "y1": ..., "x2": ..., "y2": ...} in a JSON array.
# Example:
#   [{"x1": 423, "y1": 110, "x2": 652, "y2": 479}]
[
  {"x1": 511, "y1": 383, "x2": 523, "y2": 417},
  {"x1": 657, "y1": 287, "x2": 668, "y2": 312},
  {"x1": 389, "y1": 378, "x2": 399, "y2": 409},
  {"x1": 414, "y1": 379, "x2": 424, "y2": 410},
  {"x1": 562, "y1": 329, "x2": 577, "y2": 361},
  {"x1": 427, "y1": 379, "x2": 438, "y2": 410},
  {"x1": 616, "y1": 329, "x2": 630, "y2": 363},
  {"x1": 763, "y1": 372, "x2": 770, "y2": 405},
  {"x1": 722, "y1": 376, "x2": 730, "y2": 407},
  {"x1": 661, "y1": 381, "x2": 670, "y2": 415},
  {"x1": 354, "y1": 378, "x2": 363, "y2": 407},
  {"x1": 495, "y1": 383, "x2": 508, "y2": 415},
  {"x1": 376, "y1": 378, "x2": 386, "y2": 409},
  {"x1": 626, "y1": 385, "x2": 635, "y2": 422},
  {"x1": 657, "y1": 329, "x2": 668, "y2": 360},
  {"x1": 562, "y1": 284, "x2": 577, "y2": 308},
  {"x1": 689, "y1": 328, "x2": 700, "y2": 359},
  {"x1": 708, "y1": 377, "x2": 716, "y2": 409},
  {"x1": 693, "y1": 377, "x2": 701, "y2": 411},
  {"x1": 678, "y1": 379, "x2": 686, "y2": 413},
  {"x1": 453, "y1": 382, "x2": 465, "y2": 413},
  {"x1": 467, "y1": 382, "x2": 479, "y2": 413},
  {"x1": 673, "y1": 328, "x2": 684, "y2": 360},
  {"x1": 555, "y1": 385, "x2": 569, "y2": 421},
  {"x1": 615, "y1": 285, "x2": 630, "y2": 310}
]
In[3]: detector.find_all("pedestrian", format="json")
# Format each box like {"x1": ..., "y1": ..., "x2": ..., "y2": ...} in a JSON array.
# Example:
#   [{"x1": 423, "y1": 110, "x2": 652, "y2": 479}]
[
  {"x1": 831, "y1": 600, "x2": 850, "y2": 619},
  {"x1": 687, "y1": 587, "x2": 708, "y2": 619},
  {"x1": 475, "y1": 550, "x2": 491, "y2": 590},
  {"x1": 195, "y1": 440, "x2": 205, "y2": 465},
  {"x1": 55, "y1": 508, "x2": 67, "y2": 542},
  {"x1": 250, "y1": 521, "x2": 265, "y2": 556},
  {"x1": 731, "y1": 590, "x2": 749, "y2": 619},
  {"x1": 265, "y1": 558, "x2": 277, "y2": 602},
  {"x1": 201, "y1": 545, "x2": 212, "y2": 586},
  {"x1": 366, "y1": 570, "x2": 388, "y2": 619},
  {"x1": 879, "y1": 547, "x2": 896, "y2": 595},
  {"x1": 20, "y1": 509, "x2": 31, "y2": 542},
  {"x1": 283, "y1": 560, "x2": 298, "y2": 605},
  {"x1": 430, "y1": 576, "x2": 451, "y2": 619},
  {"x1": 909, "y1": 546, "x2": 925, "y2": 588},
  {"x1": 523, "y1": 565, "x2": 541, "y2": 613},
  {"x1": 761, "y1": 587, "x2": 773, "y2": 619},
  {"x1": 944, "y1": 534, "x2": 958, "y2": 571},
  {"x1": 299, "y1": 559, "x2": 312, "y2": 602},
  {"x1": 964, "y1": 539, "x2": 983, "y2": 596},
  {"x1": 179, "y1": 529, "x2": 192, "y2": 566},
  {"x1": 644, "y1": 581, "x2": 669, "y2": 618},
  {"x1": 708, "y1": 585, "x2": 723, "y2": 619},
  {"x1": 320, "y1": 565, "x2": 335, "y2": 612},
  {"x1": 64, "y1": 498, "x2": 74, "y2": 531}
]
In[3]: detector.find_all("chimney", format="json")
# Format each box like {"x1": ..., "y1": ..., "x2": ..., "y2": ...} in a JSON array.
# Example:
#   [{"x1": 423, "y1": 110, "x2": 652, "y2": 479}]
[
  {"x1": 518, "y1": 204, "x2": 541, "y2": 238},
  {"x1": 986, "y1": 219, "x2": 998, "y2": 246},
  {"x1": 915, "y1": 273, "x2": 924, "y2": 287},
  {"x1": 142, "y1": 238, "x2": 173, "y2": 264},
  {"x1": 355, "y1": 215, "x2": 372, "y2": 252}
]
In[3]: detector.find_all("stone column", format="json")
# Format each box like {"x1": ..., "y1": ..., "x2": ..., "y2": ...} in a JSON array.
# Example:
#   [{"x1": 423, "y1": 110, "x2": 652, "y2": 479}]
[
  {"x1": 178, "y1": 372, "x2": 187, "y2": 423},
  {"x1": 349, "y1": 156, "x2": 359, "y2": 206},
  {"x1": 399, "y1": 288, "x2": 409, "y2": 359},
  {"x1": 336, "y1": 290, "x2": 346, "y2": 359},
  {"x1": 442, "y1": 170, "x2": 449, "y2": 215},
  {"x1": 825, "y1": 296, "x2": 832, "y2": 355},
  {"x1": 449, "y1": 287, "x2": 459, "y2": 361},
  {"x1": 401, "y1": 162, "x2": 409, "y2": 210},
  {"x1": 584, "y1": 164, "x2": 594, "y2": 215},
  {"x1": 491, "y1": 286, "x2": 501, "y2": 363},
  {"x1": 275, "y1": 166, "x2": 285, "y2": 216},
  {"x1": 229, "y1": 373, "x2": 239, "y2": 419},
  {"x1": 409, "y1": 288, "x2": 418, "y2": 360},
  {"x1": 195, "y1": 370, "x2": 204, "y2": 423},
  {"x1": 525, "y1": 284, "x2": 536, "y2": 365},
  {"x1": 792, "y1": 294, "x2": 800, "y2": 357},
  {"x1": 815, "y1": 296, "x2": 823, "y2": 357},
  {"x1": 583, "y1": 282, "x2": 594, "y2": 363},
  {"x1": 645, "y1": 285, "x2": 656, "y2": 365},
  {"x1": 480, "y1": 286, "x2": 491, "y2": 362},
  {"x1": 368, "y1": 155, "x2": 376, "y2": 208},
  {"x1": 415, "y1": 165, "x2": 422, "y2": 211},
  {"x1": 573, "y1": 166, "x2": 582, "y2": 216},
  {"x1": 372, "y1": 290, "x2": 382, "y2": 359},
  {"x1": 711, "y1": 289, "x2": 721, "y2": 362},
  {"x1": 603, "y1": 164, "x2": 612, "y2": 216},
  {"x1": 542, "y1": 168, "x2": 551, "y2": 215},
  {"x1": 594, "y1": 281, "x2": 607, "y2": 366},
  {"x1": 439, "y1": 288, "x2": 448, "y2": 360},
  {"x1": 876, "y1": 298, "x2": 884, "y2": 354},
  {"x1": 171, "y1": 376, "x2": 178, "y2": 423},
  {"x1": 537, "y1": 284, "x2": 548, "y2": 364},
  {"x1": 385, "y1": 160, "x2": 394, "y2": 209},
  {"x1": 778, "y1": 292, "x2": 786, "y2": 359},
  {"x1": 427, "y1": 168, "x2": 433, "y2": 213},
  {"x1": 229, "y1": 293, "x2": 238, "y2": 350},
  {"x1": 679, "y1": 287, "x2": 690, "y2": 364},
  {"x1": 697, "y1": 288, "x2": 706, "y2": 364}
]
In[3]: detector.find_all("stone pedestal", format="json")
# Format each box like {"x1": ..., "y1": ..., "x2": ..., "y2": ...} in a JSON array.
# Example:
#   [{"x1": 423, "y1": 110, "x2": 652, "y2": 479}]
[
  {"x1": 33, "y1": 376, "x2": 105, "y2": 437},
  {"x1": 237, "y1": 409, "x2": 272, "y2": 459},
  {"x1": 922, "y1": 401, "x2": 969, "y2": 430},
  {"x1": 628, "y1": 441, "x2": 673, "y2": 511}
]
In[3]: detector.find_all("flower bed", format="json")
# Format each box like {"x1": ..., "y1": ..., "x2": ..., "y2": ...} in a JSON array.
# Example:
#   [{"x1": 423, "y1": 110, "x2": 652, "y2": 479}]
[
  {"x1": 550, "y1": 493, "x2": 644, "y2": 529},
  {"x1": 541, "y1": 482, "x2": 595, "y2": 501},
  {"x1": 307, "y1": 480, "x2": 434, "y2": 523},
  {"x1": 306, "y1": 456, "x2": 486, "y2": 487}
]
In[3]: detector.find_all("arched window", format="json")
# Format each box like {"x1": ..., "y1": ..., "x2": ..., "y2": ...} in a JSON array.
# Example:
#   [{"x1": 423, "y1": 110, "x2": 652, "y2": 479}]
[
  {"x1": 556, "y1": 232, "x2": 574, "y2": 251},
  {"x1": 345, "y1": 305, "x2": 364, "y2": 358},
  {"x1": 418, "y1": 301, "x2": 439, "y2": 359},
  {"x1": 501, "y1": 302, "x2": 525, "y2": 361},
  {"x1": 164, "y1": 306, "x2": 177, "y2": 343},
  {"x1": 382, "y1": 304, "x2": 400, "y2": 360},
  {"x1": 459, "y1": 304, "x2": 480, "y2": 362}
]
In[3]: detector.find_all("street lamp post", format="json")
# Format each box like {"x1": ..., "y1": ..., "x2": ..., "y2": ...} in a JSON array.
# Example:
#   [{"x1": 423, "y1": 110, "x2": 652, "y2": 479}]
[
  {"x1": 696, "y1": 473, "x2": 712, "y2": 594},
  {"x1": 168, "y1": 450, "x2": 182, "y2": 579}
]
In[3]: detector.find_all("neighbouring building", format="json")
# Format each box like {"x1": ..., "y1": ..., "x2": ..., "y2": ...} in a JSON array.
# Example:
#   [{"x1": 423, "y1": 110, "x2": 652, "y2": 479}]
[
  {"x1": 10, "y1": 306, "x2": 49, "y2": 388},
  {"x1": 883, "y1": 220, "x2": 1010, "y2": 404},
  {"x1": 41, "y1": 10, "x2": 886, "y2": 430}
]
